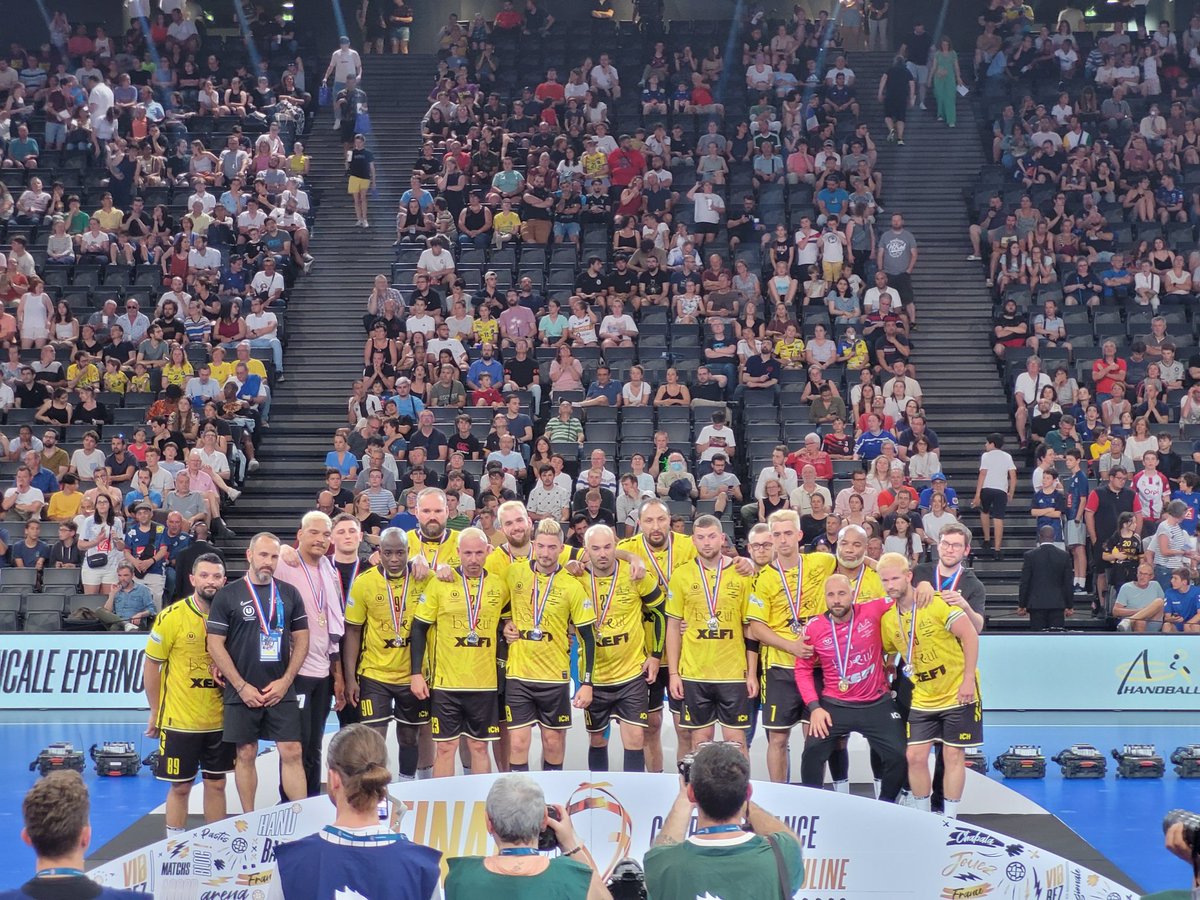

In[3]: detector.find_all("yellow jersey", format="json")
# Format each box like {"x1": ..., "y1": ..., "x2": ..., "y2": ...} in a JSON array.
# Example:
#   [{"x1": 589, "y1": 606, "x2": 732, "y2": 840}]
[
  {"x1": 747, "y1": 560, "x2": 812, "y2": 671},
  {"x1": 474, "y1": 317, "x2": 500, "y2": 345},
  {"x1": 484, "y1": 543, "x2": 576, "y2": 582},
  {"x1": 414, "y1": 569, "x2": 509, "y2": 690},
  {"x1": 505, "y1": 562, "x2": 596, "y2": 683},
  {"x1": 774, "y1": 338, "x2": 805, "y2": 363},
  {"x1": 666, "y1": 559, "x2": 754, "y2": 683},
  {"x1": 793, "y1": 553, "x2": 884, "y2": 620},
  {"x1": 145, "y1": 597, "x2": 223, "y2": 733},
  {"x1": 210, "y1": 361, "x2": 236, "y2": 384},
  {"x1": 344, "y1": 565, "x2": 430, "y2": 685},
  {"x1": 407, "y1": 529, "x2": 461, "y2": 569},
  {"x1": 575, "y1": 563, "x2": 663, "y2": 686},
  {"x1": 617, "y1": 533, "x2": 697, "y2": 651},
  {"x1": 880, "y1": 595, "x2": 977, "y2": 711}
]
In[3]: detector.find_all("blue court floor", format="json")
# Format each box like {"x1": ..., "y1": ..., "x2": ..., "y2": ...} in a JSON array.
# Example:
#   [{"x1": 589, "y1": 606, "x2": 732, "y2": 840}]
[{"x1": 0, "y1": 716, "x2": 1190, "y2": 895}]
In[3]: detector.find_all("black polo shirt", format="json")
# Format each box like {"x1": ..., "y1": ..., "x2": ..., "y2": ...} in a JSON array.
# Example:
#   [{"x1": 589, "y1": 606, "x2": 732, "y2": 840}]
[{"x1": 207, "y1": 577, "x2": 307, "y2": 701}]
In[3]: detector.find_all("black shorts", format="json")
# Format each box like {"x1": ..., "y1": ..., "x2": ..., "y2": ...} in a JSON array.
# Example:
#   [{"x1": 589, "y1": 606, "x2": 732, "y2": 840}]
[
  {"x1": 586, "y1": 676, "x2": 649, "y2": 732},
  {"x1": 761, "y1": 667, "x2": 806, "y2": 730},
  {"x1": 647, "y1": 665, "x2": 681, "y2": 716},
  {"x1": 694, "y1": 221, "x2": 720, "y2": 235},
  {"x1": 681, "y1": 680, "x2": 753, "y2": 730},
  {"x1": 156, "y1": 729, "x2": 235, "y2": 782},
  {"x1": 505, "y1": 679, "x2": 572, "y2": 730},
  {"x1": 222, "y1": 700, "x2": 302, "y2": 745},
  {"x1": 907, "y1": 702, "x2": 984, "y2": 748},
  {"x1": 358, "y1": 676, "x2": 430, "y2": 727},
  {"x1": 431, "y1": 689, "x2": 501, "y2": 742},
  {"x1": 978, "y1": 487, "x2": 1009, "y2": 519}
]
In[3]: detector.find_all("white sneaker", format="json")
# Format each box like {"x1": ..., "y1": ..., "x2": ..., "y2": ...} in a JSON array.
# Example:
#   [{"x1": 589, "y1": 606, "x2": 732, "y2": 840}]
[
  {"x1": 362, "y1": 220, "x2": 370, "y2": 228},
  {"x1": 248, "y1": 459, "x2": 260, "y2": 472},
  {"x1": 227, "y1": 488, "x2": 241, "y2": 502},
  {"x1": 967, "y1": 254, "x2": 981, "y2": 261},
  {"x1": 123, "y1": 623, "x2": 139, "y2": 632},
  {"x1": 303, "y1": 258, "x2": 313, "y2": 273},
  {"x1": 919, "y1": 102, "x2": 927, "y2": 110},
  {"x1": 1116, "y1": 619, "x2": 1132, "y2": 632},
  {"x1": 303, "y1": 253, "x2": 314, "y2": 263}
]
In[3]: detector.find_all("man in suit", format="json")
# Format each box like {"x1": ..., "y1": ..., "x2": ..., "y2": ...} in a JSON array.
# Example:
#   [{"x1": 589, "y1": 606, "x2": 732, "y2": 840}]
[{"x1": 1018, "y1": 525, "x2": 1075, "y2": 630}]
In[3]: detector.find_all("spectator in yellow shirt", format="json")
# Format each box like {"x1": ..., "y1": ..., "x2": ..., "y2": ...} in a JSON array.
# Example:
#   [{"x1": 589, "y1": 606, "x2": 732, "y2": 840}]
[{"x1": 46, "y1": 473, "x2": 83, "y2": 521}]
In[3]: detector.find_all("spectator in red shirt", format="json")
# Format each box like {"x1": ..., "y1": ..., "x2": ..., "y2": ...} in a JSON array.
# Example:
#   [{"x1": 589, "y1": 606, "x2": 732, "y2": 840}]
[
  {"x1": 786, "y1": 433, "x2": 833, "y2": 481},
  {"x1": 534, "y1": 68, "x2": 566, "y2": 109},
  {"x1": 493, "y1": 0, "x2": 524, "y2": 31},
  {"x1": 607, "y1": 134, "x2": 646, "y2": 192}
]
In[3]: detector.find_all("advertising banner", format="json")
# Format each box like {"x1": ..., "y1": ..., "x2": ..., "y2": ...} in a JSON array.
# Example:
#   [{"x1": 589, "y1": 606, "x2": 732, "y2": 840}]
[
  {"x1": 88, "y1": 772, "x2": 1137, "y2": 900},
  {"x1": 0, "y1": 633, "x2": 148, "y2": 709}
]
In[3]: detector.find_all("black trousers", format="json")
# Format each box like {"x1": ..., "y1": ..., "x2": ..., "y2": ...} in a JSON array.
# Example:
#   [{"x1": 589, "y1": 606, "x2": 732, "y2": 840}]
[
  {"x1": 1030, "y1": 608, "x2": 1066, "y2": 630},
  {"x1": 293, "y1": 673, "x2": 333, "y2": 798},
  {"x1": 800, "y1": 696, "x2": 907, "y2": 801}
]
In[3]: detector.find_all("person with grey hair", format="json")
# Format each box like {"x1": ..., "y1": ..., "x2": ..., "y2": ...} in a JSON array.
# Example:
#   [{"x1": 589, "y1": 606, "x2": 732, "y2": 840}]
[
  {"x1": 646, "y1": 741, "x2": 803, "y2": 898},
  {"x1": 444, "y1": 774, "x2": 609, "y2": 899}
]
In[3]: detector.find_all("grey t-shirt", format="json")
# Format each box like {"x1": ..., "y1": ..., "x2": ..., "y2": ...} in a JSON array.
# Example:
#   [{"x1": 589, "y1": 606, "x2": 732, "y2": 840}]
[
  {"x1": 164, "y1": 490, "x2": 206, "y2": 520},
  {"x1": 880, "y1": 227, "x2": 917, "y2": 275},
  {"x1": 1115, "y1": 580, "x2": 1164, "y2": 632},
  {"x1": 700, "y1": 471, "x2": 741, "y2": 495}
]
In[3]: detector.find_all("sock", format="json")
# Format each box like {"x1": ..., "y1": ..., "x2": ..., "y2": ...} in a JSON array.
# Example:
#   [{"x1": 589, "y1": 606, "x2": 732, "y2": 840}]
[
  {"x1": 588, "y1": 745, "x2": 609, "y2": 771},
  {"x1": 913, "y1": 794, "x2": 932, "y2": 813},
  {"x1": 943, "y1": 798, "x2": 961, "y2": 820},
  {"x1": 398, "y1": 746, "x2": 419, "y2": 778},
  {"x1": 542, "y1": 761, "x2": 563, "y2": 771},
  {"x1": 832, "y1": 780, "x2": 850, "y2": 794},
  {"x1": 828, "y1": 747, "x2": 849, "y2": 782},
  {"x1": 622, "y1": 748, "x2": 646, "y2": 773},
  {"x1": 396, "y1": 772, "x2": 414, "y2": 782},
  {"x1": 416, "y1": 766, "x2": 433, "y2": 780},
  {"x1": 166, "y1": 825, "x2": 185, "y2": 836},
  {"x1": 873, "y1": 778, "x2": 882, "y2": 800},
  {"x1": 897, "y1": 790, "x2": 913, "y2": 808},
  {"x1": 510, "y1": 762, "x2": 530, "y2": 772}
]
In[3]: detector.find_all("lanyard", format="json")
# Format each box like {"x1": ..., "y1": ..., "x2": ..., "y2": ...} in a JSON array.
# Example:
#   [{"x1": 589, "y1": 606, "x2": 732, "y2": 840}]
[
  {"x1": 243, "y1": 576, "x2": 282, "y2": 634},
  {"x1": 697, "y1": 558, "x2": 726, "y2": 622},
  {"x1": 35, "y1": 869, "x2": 85, "y2": 878},
  {"x1": 503, "y1": 542, "x2": 531, "y2": 564},
  {"x1": 847, "y1": 566, "x2": 866, "y2": 603},
  {"x1": 323, "y1": 825, "x2": 405, "y2": 844},
  {"x1": 531, "y1": 565, "x2": 558, "y2": 630},
  {"x1": 903, "y1": 603, "x2": 918, "y2": 667},
  {"x1": 384, "y1": 566, "x2": 410, "y2": 637},
  {"x1": 642, "y1": 534, "x2": 672, "y2": 589},
  {"x1": 591, "y1": 562, "x2": 621, "y2": 630},
  {"x1": 299, "y1": 559, "x2": 326, "y2": 621},
  {"x1": 460, "y1": 569, "x2": 485, "y2": 635},
  {"x1": 775, "y1": 558, "x2": 802, "y2": 622},
  {"x1": 829, "y1": 607, "x2": 856, "y2": 685},
  {"x1": 499, "y1": 847, "x2": 541, "y2": 856},
  {"x1": 693, "y1": 825, "x2": 742, "y2": 836},
  {"x1": 938, "y1": 565, "x2": 962, "y2": 593}
]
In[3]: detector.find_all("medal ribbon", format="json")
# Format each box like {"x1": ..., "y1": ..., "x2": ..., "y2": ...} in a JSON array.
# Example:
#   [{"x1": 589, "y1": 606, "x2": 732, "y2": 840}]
[
  {"x1": 460, "y1": 569, "x2": 485, "y2": 635},
  {"x1": 642, "y1": 534, "x2": 672, "y2": 589},
  {"x1": 938, "y1": 565, "x2": 963, "y2": 594},
  {"x1": 299, "y1": 559, "x2": 326, "y2": 622},
  {"x1": 422, "y1": 531, "x2": 450, "y2": 569},
  {"x1": 385, "y1": 565, "x2": 410, "y2": 637},
  {"x1": 243, "y1": 575, "x2": 281, "y2": 635},
  {"x1": 776, "y1": 558, "x2": 803, "y2": 623},
  {"x1": 591, "y1": 562, "x2": 621, "y2": 631},
  {"x1": 829, "y1": 606, "x2": 856, "y2": 686},
  {"x1": 850, "y1": 565, "x2": 865, "y2": 603},
  {"x1": 904, "y1": 604, "x2": 918, "y2": 669},
  {"x1": 697, "y1": 558, "x2": 725, "y2": 623},
  {"x1": 531, "y1": 565, "x2": 558, "y2": 631}
]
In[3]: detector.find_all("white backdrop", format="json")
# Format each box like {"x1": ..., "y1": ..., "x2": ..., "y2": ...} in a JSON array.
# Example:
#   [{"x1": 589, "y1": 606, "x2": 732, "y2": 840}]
[{"x1": 89, "y1": 772, "x2": 1138, "y2": 900}]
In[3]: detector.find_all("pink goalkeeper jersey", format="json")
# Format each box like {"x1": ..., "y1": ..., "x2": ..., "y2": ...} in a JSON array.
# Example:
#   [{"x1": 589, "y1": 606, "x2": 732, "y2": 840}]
[{"x1": 795, "y1": 597, "x2": 893, "y2": 706}]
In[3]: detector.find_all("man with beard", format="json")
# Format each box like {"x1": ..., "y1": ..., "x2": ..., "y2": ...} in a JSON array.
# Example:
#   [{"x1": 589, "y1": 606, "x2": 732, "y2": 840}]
[
  {"x1": 206, "y1": 533, "x2": 309, "y2": 810},
  {"x1": 411, "y1": 528, "x2": 509, "y2": 777},
  {"x1": 143, "y1": 553, "x2": 232, "y2": 835},
  {"x1": 878, "y1": 554, "x2": 981, "y2": 819},
  {"x1": 408, "y1": 487, "x2": 460, "y2": 577},
  {"x1": 503, "y1": 519, "x2": 597, "y2": 771},
  {"x1": 273, "y1": 511, "x2": 347, "y2": 797},
  {"x1": 666, "y1": 516, "x2": 758, "y2": 754},
  {"x1": 343, "y1": 529, "x2": 430, "y2": 782},
  {"x1": 795, "y1": 574, "x2": 907, "y2": 801},
  {"x1": 577, "y1": 524, "x2": 664, "y2": 772}
]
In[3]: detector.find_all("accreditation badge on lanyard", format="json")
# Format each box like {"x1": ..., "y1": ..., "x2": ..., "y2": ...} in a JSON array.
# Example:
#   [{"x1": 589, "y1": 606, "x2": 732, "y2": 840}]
[{"x1": 246, "y1": 576, "x2": 284, "y2": 662}]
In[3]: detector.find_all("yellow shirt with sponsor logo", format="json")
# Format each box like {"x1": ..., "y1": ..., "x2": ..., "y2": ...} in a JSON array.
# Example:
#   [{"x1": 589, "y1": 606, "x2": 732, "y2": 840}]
[
  {"x1": 414, "y1": 569, "x2": 509, "y2": 690},
  {"x1": 880, "y1": 595, "x2": 977, "y2": 711},
  {"x1": 145, "y1": 597, "x2": 223, "y2": 732},
  {"x1": 617, "y1": 533, "x2": 697, "y2": 651},
  {"x1": 407, "y1": 529, "x2": 461, "y2": 569},
  {"x1": 792, "y1": 553, "x2": 885, "y2": 620},
  {"x1": 747, "y1": 561, "x2": 810, "y2": 671},
  {"x1": 344, "y1": 565, "x2": 430, "y2": 685},
  {"x1": 484, "y1": 543, "x2": 576, "y2": 581},
  {"x1": 665, "y1": 560, "x2": 753, "y2": 683},
  {"x1": 505, "y1": 562, "x2": 596, "y2": 683},
  {"x1": 575, "y1": 563, "x2": 663, "y2": 686}
]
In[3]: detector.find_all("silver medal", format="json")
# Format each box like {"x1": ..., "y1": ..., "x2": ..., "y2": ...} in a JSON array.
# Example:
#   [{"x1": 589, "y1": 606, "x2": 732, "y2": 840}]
[
  {"x1": 789, "y1": 619, "x2": 803, "y2": 634},
  {"x1": 707, "y1": 616, "x2": 719, "y2": 631},
  {"x1": 902, "y1": 664, "x2": 914, "y2": 678},
  {"x1": 466, "y1": 631, "x2": 480, "y2": 646},
  {"x1": 530, "y1": 628, "x2": 543, "y2": 641}
]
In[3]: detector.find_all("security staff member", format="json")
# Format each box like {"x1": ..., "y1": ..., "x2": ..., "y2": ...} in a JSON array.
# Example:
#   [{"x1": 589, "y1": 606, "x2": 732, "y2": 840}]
[
  {"x1": 143, "y1": 553, "x2": 233, "y2": 835},
  {"x1": 503, "y1": 519, "x2": 597, "y2": 771},
  {"x1": 578, "y1": 524, "x2": 663, "y2": 773},
  {"x1": 411, "y1": 528, "x2": 510, "y2": 777},
  {"x1": 206, "y1": 532, "x2": 309, "y2": 811},
  {"x1": 343, "y1": 528, "x2": 430, "y2": 780}
]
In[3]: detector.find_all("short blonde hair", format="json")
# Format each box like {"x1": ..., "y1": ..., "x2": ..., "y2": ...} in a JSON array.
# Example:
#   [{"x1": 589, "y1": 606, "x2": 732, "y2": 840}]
[
  {"x1": 876, "y1": 551, "x2": 911, "y2": 574},
  {"x1": 535, "y1": 519, "x2": 563, "y2": 541}
]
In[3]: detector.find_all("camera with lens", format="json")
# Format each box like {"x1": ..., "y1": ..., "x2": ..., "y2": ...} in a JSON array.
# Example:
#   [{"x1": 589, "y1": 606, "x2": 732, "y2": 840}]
[
  {"x1": 537, "y1": 805, "x2": 561, "y2": 852},
  {"x1": 1164, "y1": 809, "x2": 1200, "y2": 853},
  {"x1": 607, "y1": 858, "x2": 648, "y2": 900},
  {"x1": 678, "y1": 740, "x2": 743, "y2": 783}
]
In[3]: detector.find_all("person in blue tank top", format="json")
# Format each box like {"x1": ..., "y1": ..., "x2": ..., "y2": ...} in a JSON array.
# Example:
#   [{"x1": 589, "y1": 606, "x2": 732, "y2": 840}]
[
  {"x1": 0, "y1": 771, "x2": 145, "y2": 900},
  {"x1": 274, "y1": 724, "x2": 441, "y2": 900}
]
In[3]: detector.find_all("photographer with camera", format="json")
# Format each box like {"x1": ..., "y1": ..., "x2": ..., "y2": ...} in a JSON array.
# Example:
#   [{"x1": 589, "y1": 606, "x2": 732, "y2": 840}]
[
  {"x1": 1143, "y1": 810, "x2": 1199, "y2": 900},
  {"x1": 644, "y1": 742, "x2": 803, "y2": 900},
  {"x1": 444, "y1": 774, "x2": 611, "y2": 900}
]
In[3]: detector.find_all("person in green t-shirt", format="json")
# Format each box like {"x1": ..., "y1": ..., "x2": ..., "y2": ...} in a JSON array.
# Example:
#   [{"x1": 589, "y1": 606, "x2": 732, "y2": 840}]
[
  {"x1": 444, "y1": 774, "x2": 609, "y2": 899},
  {"x1": 644, "y1": 742, "x2": 804, "y2": 900}
]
